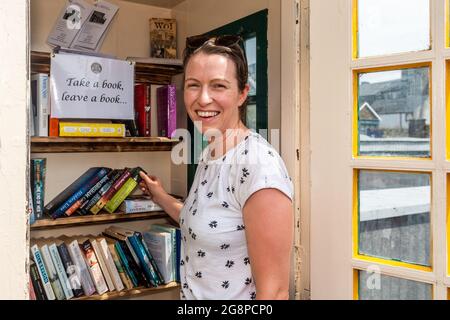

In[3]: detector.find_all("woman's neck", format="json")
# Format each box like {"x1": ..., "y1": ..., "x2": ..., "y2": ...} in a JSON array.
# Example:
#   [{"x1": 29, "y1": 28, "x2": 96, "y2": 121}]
[{"x1": 207, "y1": 122, "x2": 249, "y2": 160}]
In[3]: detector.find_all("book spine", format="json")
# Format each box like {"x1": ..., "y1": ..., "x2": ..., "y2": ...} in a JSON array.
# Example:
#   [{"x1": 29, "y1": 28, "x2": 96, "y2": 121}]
[
  {"x1": 52, "y1": 167, "x2": 109, "y2": 218},
  {"x1": 143, "y1": 232, "x2": 172, "y2": 283},
  {"x1": 104, "y1": 170, "x2": 141, "y2": 213},
  {"x1": 49, "y1": 118, "x2": 59, "y2": 137},
  {"x1": 80, "y1": 240, "x2": 109, "y2": 295},
  {"x1": 31, "y1": 244, "x2": 56, "y2": 300},
  {"x1": 59, "y1": 122, "x2": 126, "y2": 137},
  {"x1": 44, "y1": 167, "x2": 101, "y2": 215},
  {"x1": 136, "y1": 232, "x2": 164, "y2": 284},
  {"x1": 128, "y1": 235, "x2": 159, "y2": 287},
  {"x1": 107, "y1": 242, "x2": 133, "y2": 290},
  {"x1": 29, "y1": 262, "x2": 47, "y2": 300},
  {"x1": 67, "y1": 240, "x2": 96, "y2": 296},
  {"x1": 120, "y1": 198, "x2": 162, "y2": 214},
  {"x1": 156, "y1": 86, "x2": 167, "y2": 137},
  {"x1": 145, "y1": 84, "x2": 151, "y2": 137},
  {"x1": 175, "y1": 228, "x2": 181, "y2": 282},
  {"x1": 79, "y1": 170, "x2": 120, "y2": 214},
  {"x1": 99, "y1": 238, "x2": 125, "y2": 292},
  {"x1": 91, "y1": 239, "x2": 115, "y2": 292},
  {"x1": 29, "y1": 276, "x2": 37, "y2": 300},
  {"x1": 57, "y1": 243, "x2": 84, "y2": 297},
  {"x1": 49, "y1": 243, "x2": 74, "y2": 300},
  {"x1": 31, "y1": 158, "x2": 46, "y2": 220},
  {"x1": 65, "y1": 168, "x2": 111, "y2": 216},
  {"x1": 41, "y1": 244, "x2": 66, "y2": 300},
  {"x1": 90, "y1": 169, "x2": 131, "y2": 214},
  {"x1": 36, "y1": 74, "x2": 49, "y2": 137},
  {"x1": 114, "y1": 241, "x2": 139, "y2": 287},
  {"x1": 167, "y1": 84, "x2": 177, "y2": 139}
]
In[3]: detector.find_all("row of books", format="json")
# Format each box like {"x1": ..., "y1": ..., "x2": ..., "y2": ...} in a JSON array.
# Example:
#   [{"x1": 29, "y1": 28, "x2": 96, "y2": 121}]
[
  {"x1": 42, "y1": 166, "x2": 153, "y2": 220},
  {"x1": 31, "y1": 73, "x2": 177, "y2": 138},
  {"x1": 30, "y1": 225, "x2": 181, "y2": 300}
]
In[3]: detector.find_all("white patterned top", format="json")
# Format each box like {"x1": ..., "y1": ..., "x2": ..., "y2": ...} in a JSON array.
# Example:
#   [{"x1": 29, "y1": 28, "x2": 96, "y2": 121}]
[{"x1": 179, "y1": 131, "x2": 293, "y2": 300}]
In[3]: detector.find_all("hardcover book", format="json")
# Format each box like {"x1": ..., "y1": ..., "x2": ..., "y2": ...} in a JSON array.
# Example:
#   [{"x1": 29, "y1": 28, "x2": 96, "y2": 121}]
[
  {"x1": 149, "y1": 18, "x2": 177, "y2": 59},
  {"x1": 134, "y1": 83, "x2": 151, "y2": 137},
  {"x1": 59, "y1": 122, "x2": 126, "y2": 137},
  {"x1": 156, "y1": 85, "x2": 177, "y2": 138}
]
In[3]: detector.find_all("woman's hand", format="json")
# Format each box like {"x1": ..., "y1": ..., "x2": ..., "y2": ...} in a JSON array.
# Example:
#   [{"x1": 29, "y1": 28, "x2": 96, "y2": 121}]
[{"x1": 139, "y1": 172, "x2": 168, "y2": 205}]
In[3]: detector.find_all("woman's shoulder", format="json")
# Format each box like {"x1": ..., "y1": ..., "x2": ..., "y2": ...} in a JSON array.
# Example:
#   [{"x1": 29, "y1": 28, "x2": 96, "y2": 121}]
[{"x1": 241, "y1": 131, "x2": 284, "y2": 163}]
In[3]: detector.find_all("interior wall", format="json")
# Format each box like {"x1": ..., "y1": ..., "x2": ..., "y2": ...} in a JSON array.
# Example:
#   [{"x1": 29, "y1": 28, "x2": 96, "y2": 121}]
[{"x1": 0, "y1": 0, "x2": 29, "y2": 299}]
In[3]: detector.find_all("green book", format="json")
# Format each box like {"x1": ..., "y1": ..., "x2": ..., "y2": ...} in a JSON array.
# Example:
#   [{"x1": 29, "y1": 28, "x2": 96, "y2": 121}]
[{"x1": 104, "y1": 168, "x2": 142, "y2": 213}]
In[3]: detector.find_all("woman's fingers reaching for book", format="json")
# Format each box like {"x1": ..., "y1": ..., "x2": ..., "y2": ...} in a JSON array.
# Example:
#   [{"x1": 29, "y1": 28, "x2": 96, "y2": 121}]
[{"x1": 139, "y1": 171, "x2": 166, "y2": 204}]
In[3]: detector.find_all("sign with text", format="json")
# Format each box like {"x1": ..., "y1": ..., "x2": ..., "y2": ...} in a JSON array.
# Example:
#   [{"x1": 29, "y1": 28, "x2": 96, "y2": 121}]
[{"x1": 50, "y1": 53, "x2": 134, "y2": 119}]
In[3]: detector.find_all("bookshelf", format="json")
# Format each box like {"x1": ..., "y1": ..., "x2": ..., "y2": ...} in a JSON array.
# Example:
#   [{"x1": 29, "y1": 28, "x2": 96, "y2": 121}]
[
  {"x1": 73, "y1": 282, "x2": 180, "y2": 300},
  {"x1": 30, "y1": 50, "x2": 184, "y2": 300},
  {"x1": 31, "y1": 137, "x2": 180, "y2": 153}
]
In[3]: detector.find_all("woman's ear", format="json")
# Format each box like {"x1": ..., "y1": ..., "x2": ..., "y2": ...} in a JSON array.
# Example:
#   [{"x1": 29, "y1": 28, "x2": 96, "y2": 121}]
[{"x1": 238, "y1": 84, "x2": 250, "y2": 107}]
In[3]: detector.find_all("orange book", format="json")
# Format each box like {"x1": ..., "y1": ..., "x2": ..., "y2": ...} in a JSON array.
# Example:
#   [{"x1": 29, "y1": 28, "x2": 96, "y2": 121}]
[{"x1": 49, "y1": 118, "x2": 59, "y2": 137}]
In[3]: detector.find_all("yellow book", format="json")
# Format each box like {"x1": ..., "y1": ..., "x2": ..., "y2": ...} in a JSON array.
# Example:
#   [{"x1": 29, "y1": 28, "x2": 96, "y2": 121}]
[{"x1": 59, "y1": 122, "x2": 126, "y2": 137}]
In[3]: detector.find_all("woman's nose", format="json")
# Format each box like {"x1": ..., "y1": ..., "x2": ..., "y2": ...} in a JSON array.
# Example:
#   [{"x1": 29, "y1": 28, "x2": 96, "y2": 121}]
[{"x1": 198, "y1": 86, "x2": 213, "y2": 106}]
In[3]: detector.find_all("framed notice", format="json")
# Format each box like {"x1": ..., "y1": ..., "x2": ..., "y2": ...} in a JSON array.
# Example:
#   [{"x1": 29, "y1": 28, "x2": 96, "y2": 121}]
[{"x1": 50, "y1": 53, "x2": 134, "y2": 119}]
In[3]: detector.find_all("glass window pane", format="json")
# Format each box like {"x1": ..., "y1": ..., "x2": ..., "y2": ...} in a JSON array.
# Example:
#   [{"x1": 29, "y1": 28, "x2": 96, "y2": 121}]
[
  {"x1": 358, "y1": 271, "x2": 432, "y2": 300},
  {"x1": 246, "y1": 104, "x2": 257, "y2": 131},
  {"x1": 357, "y1": 66, "x2": 430, "y2": 157},
  {"x1": 358, "y1": 170, "x2": 431, "y2": 267},
  {"x1": 357, "y1": 0, "x2": 430, "y2": 58},
  {"x1": 245, "y1": 37, "x2": 257, "y2": 96}
]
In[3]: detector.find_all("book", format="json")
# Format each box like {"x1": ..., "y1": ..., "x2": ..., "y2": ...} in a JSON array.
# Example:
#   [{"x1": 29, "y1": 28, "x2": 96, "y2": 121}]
[
  {"x1": 150, "y1": 85, "x2": 163, "y2": 137},
  {"x1": 149, "y1": 18, "x2": 177, "y2": 59},
  {"x1": 30, "y1": 74, "x2": 49, "y2": 137},
  {"x1": 51, "y1": 167, "x2": 110, "y2": 219},
  {"x1": 106, "y1": 241, "x2": 133, "y2": 290},
  {"x1": 29, "y1": 260, "x2": 47, "y2": 300},
  {"x1": 57, "y1": 242, "x2": 84, "y2": 297},
  {"x1": 102, "y1": 229, "x2": 146, "y2": 287},
  {"x1": 90, "y1": 238, "x2": 115, "y2": 292},
  {"x1": 49, "y1": 243, "x2": 74, "y2": 300},
  {"x1": 149, "y1": 224, "x2": 180, "y2": 282},
  {"x1": 49, "y1": 118, "x2": 59, "y2": 137},
  {"x1": 65, "y1": 169, "x2": 112, "y2": 216},
  {"x1": 90, "y1": 169, "x2": 131, "y2": 214},
  {"x1": 79, "y1": 169, "x2": 122, "y2": 215},
  {"x1": 126, "y1": 57, "x2": 183, "y2": 66},
  {"x1": 67, "y1": 239, "x2": 96, "y2": 296},
  {"x1": 28, "y1": 185, "x2": 36, "y2": 225},
  {"x1": 30, "y1": 244, "x2": 56, "y2": 300},
  {"x1": 104, "y1": 167, "x2": 143, "y2": 213},
  {"x1": 59, "y1": 122, "x2": 126, "y2": 137},
  {"x1": 80, "y1": 239, "x2": 109, "y2": 295},
  {"x1": 98, "y1": 237, "x2": 125, "y2": 292},
  {"x1": 134, "y1": 84, "x2": 151, "y2": 137},
  {"x1": 142, "y1": 230, "x2": 174, "y2": 283},
  {"x1": 40, "y1": 244, "x2": 66, "y2": 300},
  {"x1": 31, "y1": 158, "x2": 46, "y2": 220},
  {"x1": 108, "y1": 226, "x2": 162, "y2": 286},
  {"x1": 119, "y1": 195, "x2": 163, "y2": 214},
  {"x1": 156, "y1": 85, "x2": 177, "y2": 138},
  {"x1": 44, "y1": 167, "x2": 103, "y2": 216}
]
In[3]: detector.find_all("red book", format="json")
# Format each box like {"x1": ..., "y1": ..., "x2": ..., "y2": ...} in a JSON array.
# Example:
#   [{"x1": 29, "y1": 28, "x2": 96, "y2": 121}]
[
  {"x1": 49, "y1": 118, "x2": 59, "y2": 137},
  {"x1": 134, "y1": 84, "x2": 151, "y2": 137}
]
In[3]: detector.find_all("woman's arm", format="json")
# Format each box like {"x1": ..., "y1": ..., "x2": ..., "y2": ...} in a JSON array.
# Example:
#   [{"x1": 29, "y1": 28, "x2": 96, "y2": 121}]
[
  {"x1": 242, "y1": 188, "x2": 294, "y2": 300},
  {"x1": 139, "y1": 172, "x2": 183, "y2": 223}
]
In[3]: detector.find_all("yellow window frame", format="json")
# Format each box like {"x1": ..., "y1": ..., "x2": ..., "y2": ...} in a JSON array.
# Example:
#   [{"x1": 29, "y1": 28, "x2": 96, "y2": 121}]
[
  {"x1": 352, "y1": 62, "x2": 433, "y2": 160},
  {"x1": 352, "y1": 169, "x2": 433, "y2": 272}
]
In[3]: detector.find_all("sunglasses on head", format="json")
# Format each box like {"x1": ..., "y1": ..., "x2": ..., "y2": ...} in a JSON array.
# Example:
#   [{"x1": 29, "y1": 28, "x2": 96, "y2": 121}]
[{"x1": 186, "y1": 34, "x2": 242, "y2": 52}]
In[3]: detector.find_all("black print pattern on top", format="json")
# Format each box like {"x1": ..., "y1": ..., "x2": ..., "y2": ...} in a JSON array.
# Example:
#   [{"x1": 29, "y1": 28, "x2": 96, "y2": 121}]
[{"x1": 178, "y1": 131, "x2": 294, "y2": 300}]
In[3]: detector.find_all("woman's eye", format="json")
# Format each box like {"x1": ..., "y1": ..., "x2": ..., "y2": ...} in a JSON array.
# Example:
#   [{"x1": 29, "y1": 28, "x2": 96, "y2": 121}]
[
  {"x1": 213, "y1": 84, "x2": 226, "y2": 89},
  {"x1": 187, "y1": 83, "x2": 199, "y2": 88}
]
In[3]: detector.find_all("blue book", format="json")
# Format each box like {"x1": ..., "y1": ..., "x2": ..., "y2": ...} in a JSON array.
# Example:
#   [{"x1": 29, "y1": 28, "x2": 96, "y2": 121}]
[
  {"x1": 45, "y1": 167, "x2": 102, "y2": 216},
  {"x1": 128, "y1": 234, "x2": 160, "y2": 287},
  {"x1": 31, "y1": 158, "x2": 46, "y2": 219},
  {"x1": 51, "y1": 168, "x2": 110, "y2": 218},
  {"x1": 114, "y1": 241, "x2": 139, "y2": 287}
]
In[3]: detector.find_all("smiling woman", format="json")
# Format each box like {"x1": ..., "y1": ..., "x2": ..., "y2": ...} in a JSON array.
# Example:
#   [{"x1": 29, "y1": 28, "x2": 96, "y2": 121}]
[{"x1": 139, "y1": 34, "x2": 294, "y2": 300}]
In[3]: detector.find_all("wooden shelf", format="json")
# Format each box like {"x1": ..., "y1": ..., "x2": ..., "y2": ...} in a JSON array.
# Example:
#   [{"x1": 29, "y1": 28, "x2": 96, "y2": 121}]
[
  {"x1": 73, "y1": 282, "x2": 180, "y2": 300},
  {"x1": 31, "y1": 51, "x2": 183, "y2": 85},
  {"x1": 30, "y1": 210, "x2": 169, "y2": 230},
  {"x1": 31, "y1": 136, "x2": 180, "y2": 153}
]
